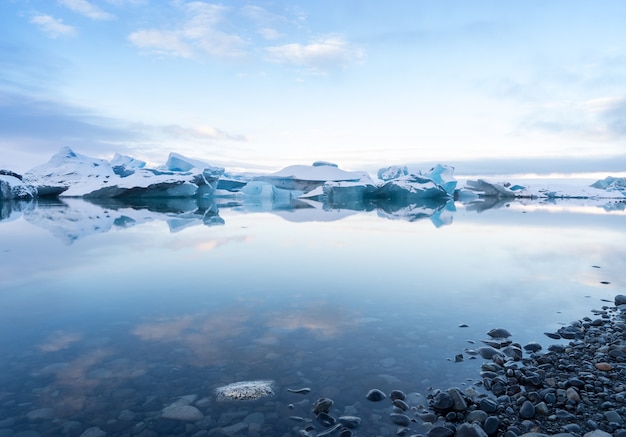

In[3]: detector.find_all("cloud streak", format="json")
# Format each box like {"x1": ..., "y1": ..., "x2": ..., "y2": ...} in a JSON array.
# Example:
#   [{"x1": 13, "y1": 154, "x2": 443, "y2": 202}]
[
  {"x1": 30, "y1": 15, "x2": 77, "y2": 38},
  {"x1": 128, "y1": 2, "x2": 247, "y2": 59},
  {"x1": 59, "y1": 0, "x2": 115, "y2": 20},
  {"x1": 265, "y1": 35, "x2": 365, "y2": 72}
]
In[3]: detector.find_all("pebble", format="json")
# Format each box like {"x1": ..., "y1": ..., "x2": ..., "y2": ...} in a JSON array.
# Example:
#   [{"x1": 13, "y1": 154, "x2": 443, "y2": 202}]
[
  {"x1": 365, "y1": 389, "x2": 386, "y2": 402},
  {"x1": 313, "y1": 398, "x2": 334, "y2": 414}
]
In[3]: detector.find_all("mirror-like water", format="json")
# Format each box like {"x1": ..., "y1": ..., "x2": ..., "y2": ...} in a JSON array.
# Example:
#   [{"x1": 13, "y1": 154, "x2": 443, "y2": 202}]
[{"x1": 0, "y1": 197, "x2": 624, "y2": 436}]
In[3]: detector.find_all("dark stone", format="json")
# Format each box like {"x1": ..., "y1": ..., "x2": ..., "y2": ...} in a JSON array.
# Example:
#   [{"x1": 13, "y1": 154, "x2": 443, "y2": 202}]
[
  {"x1": 615, "y1": 295, "x2": 626, "y2": 306},
  {"x1": 431, "y1": 392, "x2": 454, "y2": 412},
  {"x1": 314, "y1": 398, "x2": 334, "y2": 414},
  {"x1": 365, "y1": 389, "x2": 386, "y2": 402},
  {"x1": 456, "y1": 423, "x2": 488, "y2": 437},
  {"x1": 316, "y1": 412, "x2": 336, "y2": 427},
  {"x1": 426, "y1": 425, "x2": 454, "y2": 437},
  {"x1": 484, "y1": 416, "x2": 500, "y2": 435},
  {"x1": 488, "y1": 328, "x2": 512, "y2": 338},
  {"x1": 338, "y1": 416, "x2": 361, "y2": 429},
  {"x1": 479, "y1": 399, "x2": 498, "y2": 414},
  {"x1": 519, "y1": 401, "x2": 535, "y2": 420},
  {"x1": 523, "y1": 342, "x2": 542, "y2": 353},
  {"x1": 390, "y1": 390, "x2": 406, "y2": 401},
  {"x1": 390, "y1": 413, "x2": 411, "y2": 426},
  {"x1": 393, "y1": 399, "x2": 409, "y2": 411}
]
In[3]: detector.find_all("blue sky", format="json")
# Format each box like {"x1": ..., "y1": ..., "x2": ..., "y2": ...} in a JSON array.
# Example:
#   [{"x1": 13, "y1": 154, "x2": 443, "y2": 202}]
[{"x1": 2, "y1": 0, "x2": 626, "y2": 174}]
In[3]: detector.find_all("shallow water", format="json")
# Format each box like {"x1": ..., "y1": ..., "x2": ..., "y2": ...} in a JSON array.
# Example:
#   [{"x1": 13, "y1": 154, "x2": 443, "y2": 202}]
[{"x1": 0, "y1": 196, "x2": 624, "y2": 435}]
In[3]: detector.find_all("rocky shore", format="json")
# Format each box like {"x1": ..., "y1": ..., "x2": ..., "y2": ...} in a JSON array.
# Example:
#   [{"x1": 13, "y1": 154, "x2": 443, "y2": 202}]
[{"x1": 286, "y1": 294, "x2": 626, "y2": 437}]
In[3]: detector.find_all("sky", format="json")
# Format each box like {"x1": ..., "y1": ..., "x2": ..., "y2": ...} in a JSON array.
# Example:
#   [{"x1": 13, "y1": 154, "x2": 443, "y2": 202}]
[{"x1": 2, "y1": 0, "x2": 626, "y2": 175}]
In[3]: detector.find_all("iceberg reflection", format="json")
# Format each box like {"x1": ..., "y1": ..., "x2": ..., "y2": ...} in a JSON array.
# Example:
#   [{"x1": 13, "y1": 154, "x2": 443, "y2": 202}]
[{"x1": 2, "y1": 194, "x2": 623, "y2": 243}]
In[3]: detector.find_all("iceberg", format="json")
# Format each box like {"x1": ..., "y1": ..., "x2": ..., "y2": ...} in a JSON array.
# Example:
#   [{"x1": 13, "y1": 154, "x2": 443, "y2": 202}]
[
  {"x1": 23, "y1": 147, "x2": 224, "y2": 198},
  {"x1": 375, "y1": 174, "x2": 451, "y2": 200},
  {"x1": 590, "y1": 176, "x2": 626, "y2": 193},
  {"x1": 0, "y1": 171, "x2": 37, "y2": 199},
  {"x1": 255, "y1": 162, "x2": 370, "y2": 192}
]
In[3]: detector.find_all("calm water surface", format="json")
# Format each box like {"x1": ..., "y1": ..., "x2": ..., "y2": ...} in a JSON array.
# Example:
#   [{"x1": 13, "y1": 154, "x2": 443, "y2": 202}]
[{"x1": 0, "y1": 196, "x2": 624, "y2": 436}]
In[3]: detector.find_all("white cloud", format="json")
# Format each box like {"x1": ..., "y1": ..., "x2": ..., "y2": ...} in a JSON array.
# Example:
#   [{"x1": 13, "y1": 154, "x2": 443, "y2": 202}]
[
  {"x1": 258, "y1": 27, "x2": 283, "y2": 41},
  {"x1": 128, "y1": 29, "x2": 192, "y2": 58},
  {"x1": 128, "y1": 2, "x2": 247, "y2": 59},
  {"x1": 59, "y1": 0, "x2": 115, "y2": 20},
  {"x1": 30, "y1": 15, "x2": 77, "y2": 38},
  {"x1": 265, "y1": 35, "x2": 365, "y2": 72}
]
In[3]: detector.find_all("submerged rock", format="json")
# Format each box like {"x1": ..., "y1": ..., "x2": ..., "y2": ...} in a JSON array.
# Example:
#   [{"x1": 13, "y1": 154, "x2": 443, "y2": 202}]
[{"x1": 214, "y1": 380, "x2": 275, "y2": 401}]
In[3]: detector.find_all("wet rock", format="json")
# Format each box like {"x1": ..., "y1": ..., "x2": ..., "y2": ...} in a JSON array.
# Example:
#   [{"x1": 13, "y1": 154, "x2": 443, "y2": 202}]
[
  {"x1": 78, "y1": 428, "x2": 106, "y2": 437},
  {"x1": 390, "y1": 413, "x2": 411, "y2": 426},
  {"x1": 466, "y1": 410, "x2": 488, "y2": 424},
  {"x1": 426, "y1": 425, "x2": 454, "y2": 437},
  {"x1": 478, "y1": 347, "x2": 503, "y2": 360},
  {"x1": 431, "y1": 391, "x2": 454, "y2": 412},
  {"x1": 338, "y1": 416, "x2": 361, "y2": 429},
  {"x1": 615, "y1": 295, "x2": 626, "y2": 306},
  {"x1": 478, "y1": 399, "x2": 498, "y2": 414},
  {"x1": 519, "y1": 401, "x2": 535, "y2": 420},
  {"x1": 393, "y1": 399, "x2": 409, "y2": 411},
  {"x1": 390, "y1": 389, "x2": 406, "y2": 400},
  {"x1": 314, "y1": 398, "x2": 335, "y2": 414},
  {"x1": 456, "y1": 422, "x2": 489, "y2": 437},
  {"x1": 488, "y1": 328, "x2": 512, "y2": 338},
  {"x1": 365, "y1": 389, "x2": 386, "y2": 402},
  {"x1": 317, "y1": 412, "x2": 336, "y2": 427},
  {"x1": 523, "y1": 342, "x2": 542, "y2": 353},
  {"x1": 162, "y1": 405, "x2": 204, "y2": 421},
  {"x1": 484, "y1": 416, "x2": 500, "y2": 435},
  {"x1": 447, "y1": 387, "x2": 468, "y2": 411},
  {"x1": 26, "y1": 408, "x2": 55, "y2": 421}
]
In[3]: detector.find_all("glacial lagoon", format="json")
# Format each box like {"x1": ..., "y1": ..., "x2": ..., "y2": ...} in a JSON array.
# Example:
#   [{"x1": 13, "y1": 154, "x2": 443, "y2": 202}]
[{"x1": 0, "y1": 196, "x2": 624, "y2": 436}]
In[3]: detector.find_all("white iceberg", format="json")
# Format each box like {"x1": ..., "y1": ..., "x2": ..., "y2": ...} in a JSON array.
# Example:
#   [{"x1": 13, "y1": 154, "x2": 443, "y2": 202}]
[
  {"x1": 377, "y1": 165, "x2": 408, "y2": 181},
  {"x1": 590, "y1": 176, "x2": 626, "y2": 193},
  {"x1": 255, "y1": 162, "x2": 370, "y2": 192},
  {"x1": 0, "y1": 171, "x2": 37, "y2": 199},
  {"x1": 23, "y1": 147, "x2": 224, "y2": 198}
]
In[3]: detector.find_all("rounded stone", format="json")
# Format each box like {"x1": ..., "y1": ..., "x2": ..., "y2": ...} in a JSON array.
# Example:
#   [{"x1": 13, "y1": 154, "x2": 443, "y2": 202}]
[
  {"x1": 488, "y1": 328, "x2": 512, "y2": 338},
  {"x1": 314, "y1": 398, "x2": 334, "y2": 414},
  {"x1": 390, "y1": 413, "x2": 411, "y2": 426},
  {"x1": 431, "y1": 392, "x2": 454, "y2": 411},
  {"x1": 519, "y1": 401, "x2": 536, "y2": 420},
  {"x1": 426, "y1": 425, "x2": 455, "y2": 437},
  {"x1": 479, "y1": 398, "x2": 498, "y2": 414},
  {"x1": 390, "y1": 389, "x2": 406, "y2": 401},
  {"x1": 456, "y1": 422, "x2": 489, "y2": 437},
  {"x1": 161, "y1": 405, "x2": 204, "y2": 422},
  {"x1": 596, "y1": 362, "x2": 612, "y2": 371},
  {"x1": 365, "y1": 389, "x2": 386, "y2": 402},
  {"x1": 484, "y1": 416, "x2": 500, "y2": 435}
]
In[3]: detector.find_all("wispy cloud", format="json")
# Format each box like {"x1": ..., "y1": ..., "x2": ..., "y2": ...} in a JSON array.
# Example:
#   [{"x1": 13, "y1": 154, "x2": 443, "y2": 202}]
[
  {"x1": 128, "y1": 29, "x2": 192, "y2": 58},
  {"x1": 30, "y1": 15, "x2": 77, "y2": 38},
  {"x1": 265, "y1": 35, "x2": 365, "y2": 73},
  {"x1": 129, "y1": 2, "x2": 247, "y2": 59},
  {"x1": 156, "y1": 123, "x2": 246, "y2": 142},
  {"x1": 59, "y1": 0, "x2": 115, "y2": 20}
]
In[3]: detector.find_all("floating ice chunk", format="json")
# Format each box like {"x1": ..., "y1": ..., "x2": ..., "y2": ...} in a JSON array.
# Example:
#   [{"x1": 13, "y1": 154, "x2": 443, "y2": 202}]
[
  {"x1": 464, "y1": 179, "x2": 518, "y2": 198},
  {"x1": 377, "y1": 165, "x2": 408, "y2": 181},
  {"x1": 590, "y1": 176, "x2": 626, "y2": 193},
  {"x1": 241, "y1": 181, "x2": 276, "y2": 198},
  {"x1": 110, "y1": 153, "x2": 146, "y2": 177},
  {"x1": 257, "y1": 163, "x2": 370, "y2": 192},
  {"x1": 423, "y1": 164, "x2": 457, "y2": 195},
  {"x1": 0, "y1": 173, "x2": 37, "y2": 199},
  {"x1": 215, "y1": 380, "x2": 275, "y2": 401},
  {"x1": 375, "y1": 174, "x2": 451, "y2": 200},
  {"x1": 322, "y1": 180, "x2": 377, "y2": 205}
]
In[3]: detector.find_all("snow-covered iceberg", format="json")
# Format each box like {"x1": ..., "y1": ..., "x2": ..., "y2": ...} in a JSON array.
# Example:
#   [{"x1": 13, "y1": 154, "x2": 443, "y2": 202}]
[
  {"x1": 255, "y1": 161, "x2": 371, "y2": 192},
  {"x1": 23, "y1": 147, "x2": 224, "y2": 198},
  {"x1": 463, "y1": 178, "x2": 626, "y2": 199},
  {"x1": 0, "y1": 171, "x2": 37, "y2": 199}
]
